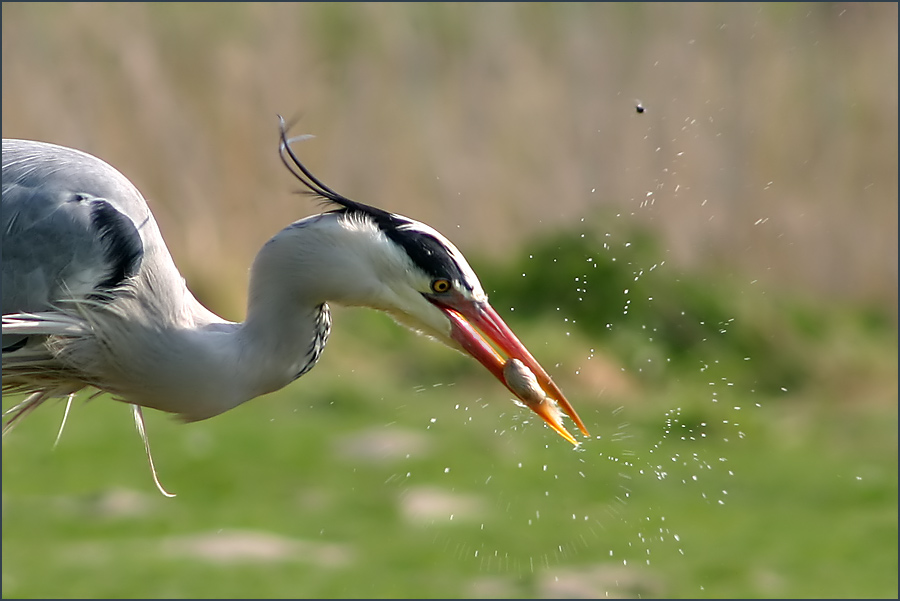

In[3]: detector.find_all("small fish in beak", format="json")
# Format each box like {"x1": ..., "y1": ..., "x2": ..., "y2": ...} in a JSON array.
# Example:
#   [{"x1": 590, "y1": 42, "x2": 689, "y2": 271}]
[
  {"x1": 503, "y1": 358, "x2": 577, "y2": 446},
  {"x1": 431, "y1": 294, "x2": 589, "y2": 446}
]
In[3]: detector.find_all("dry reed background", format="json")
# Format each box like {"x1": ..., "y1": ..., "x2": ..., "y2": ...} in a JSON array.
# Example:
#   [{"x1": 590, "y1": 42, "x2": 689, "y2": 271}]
[{"x1": 2, "y1": 3, "x2": 897, "y2": 321}]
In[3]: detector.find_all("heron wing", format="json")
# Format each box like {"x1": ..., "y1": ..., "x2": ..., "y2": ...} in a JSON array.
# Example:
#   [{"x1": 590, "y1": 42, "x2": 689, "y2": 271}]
[{"x1": 1, "y1": 139, "x2": 149, "y2": 349}]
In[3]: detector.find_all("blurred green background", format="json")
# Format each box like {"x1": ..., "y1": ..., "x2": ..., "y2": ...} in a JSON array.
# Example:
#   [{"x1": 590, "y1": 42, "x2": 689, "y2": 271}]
[{"x1": 2, "y1": 3, "x2": 897, "y2": 598}]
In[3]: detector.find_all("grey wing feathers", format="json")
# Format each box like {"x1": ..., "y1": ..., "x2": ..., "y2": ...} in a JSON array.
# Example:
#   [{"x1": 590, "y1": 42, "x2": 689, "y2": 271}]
[{"x1": 2, "y1": 139, "x2": 147, "y2": 348}]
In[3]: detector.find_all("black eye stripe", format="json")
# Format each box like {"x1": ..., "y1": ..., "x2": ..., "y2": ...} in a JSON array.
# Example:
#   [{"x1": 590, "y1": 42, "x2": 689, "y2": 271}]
[{"x1": 388, "y1": 229, "x2": 463, "y2": 282}]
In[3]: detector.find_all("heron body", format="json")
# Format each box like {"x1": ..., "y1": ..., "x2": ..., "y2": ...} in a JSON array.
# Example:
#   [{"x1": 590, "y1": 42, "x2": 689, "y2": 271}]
[{"x1": 2, "y1": 125, "x2": 588, "y2": 492}]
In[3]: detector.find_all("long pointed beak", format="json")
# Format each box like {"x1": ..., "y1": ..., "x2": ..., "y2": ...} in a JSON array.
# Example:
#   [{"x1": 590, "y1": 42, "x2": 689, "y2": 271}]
[{"x1": 431, "y1": 297, "x2": 589, "y2": 446}]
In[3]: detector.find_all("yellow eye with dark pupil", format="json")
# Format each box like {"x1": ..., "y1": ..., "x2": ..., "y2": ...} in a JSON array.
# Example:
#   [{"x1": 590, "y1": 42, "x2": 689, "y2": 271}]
[{"x1": 431, "y1": 279, "x2": 451, "y2": 293}]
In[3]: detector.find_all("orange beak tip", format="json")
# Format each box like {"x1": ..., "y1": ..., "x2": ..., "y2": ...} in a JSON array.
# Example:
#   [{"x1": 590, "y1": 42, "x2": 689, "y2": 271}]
[
  {"x1": 502, "y1": 358, "x2": 588, "y2": 446},
  {"x1": 528, "y1": 398, "x2": 580, "y2": 446}
]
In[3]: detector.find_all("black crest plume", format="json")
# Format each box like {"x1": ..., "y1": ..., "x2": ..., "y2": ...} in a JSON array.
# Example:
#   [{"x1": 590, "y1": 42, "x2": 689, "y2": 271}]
[
  {"x1": 278, "y1": 116, "x2": 395, "y2": 224},
  {"x1": 276, "y1": 116, "x2": 472, "y2": 287}
]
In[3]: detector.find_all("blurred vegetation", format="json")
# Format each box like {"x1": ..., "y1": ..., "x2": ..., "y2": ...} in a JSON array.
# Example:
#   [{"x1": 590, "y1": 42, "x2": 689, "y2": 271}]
[
  {"x1": 479, "y1": 211, "x2": 896, "y2": 397},
  {"x1": 2, "y1": 2, "x2": 897, "y2": 599}
]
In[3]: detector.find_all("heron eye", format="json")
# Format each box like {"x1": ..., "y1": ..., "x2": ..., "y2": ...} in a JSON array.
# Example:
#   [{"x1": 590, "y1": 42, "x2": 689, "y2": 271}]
[{"x1": 431, "y1": 278, "x2": 452, "y2": 293}]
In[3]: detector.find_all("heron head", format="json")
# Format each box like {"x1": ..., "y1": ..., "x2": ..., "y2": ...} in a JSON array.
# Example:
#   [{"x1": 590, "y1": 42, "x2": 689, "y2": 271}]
[
  {"x1": 374, "y1": 215, "x2": 589, "y2": 446},
  {"x1": 277, "y1": 121, "x2": 589, "y2": 445}
]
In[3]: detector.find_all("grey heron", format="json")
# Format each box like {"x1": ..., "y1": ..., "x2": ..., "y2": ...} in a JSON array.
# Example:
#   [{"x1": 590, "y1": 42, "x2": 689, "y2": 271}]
[{"x1": 2, "y1": 121, "x2": 588, "y2": 494}]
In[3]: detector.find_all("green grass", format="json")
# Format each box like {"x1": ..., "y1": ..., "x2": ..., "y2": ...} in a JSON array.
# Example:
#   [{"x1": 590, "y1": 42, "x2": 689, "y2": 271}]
[{"x1": 3, "y1": 302, "x2": 896, "y2": 598}]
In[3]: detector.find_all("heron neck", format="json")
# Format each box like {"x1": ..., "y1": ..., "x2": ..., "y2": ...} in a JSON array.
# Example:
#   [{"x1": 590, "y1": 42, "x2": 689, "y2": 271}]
[
  {"x1": 237, "y1": 298, "x2": 332, "y2": 399},
  {"x1": 99, "y1": 282, "x2": 331, "y2": 422}
]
